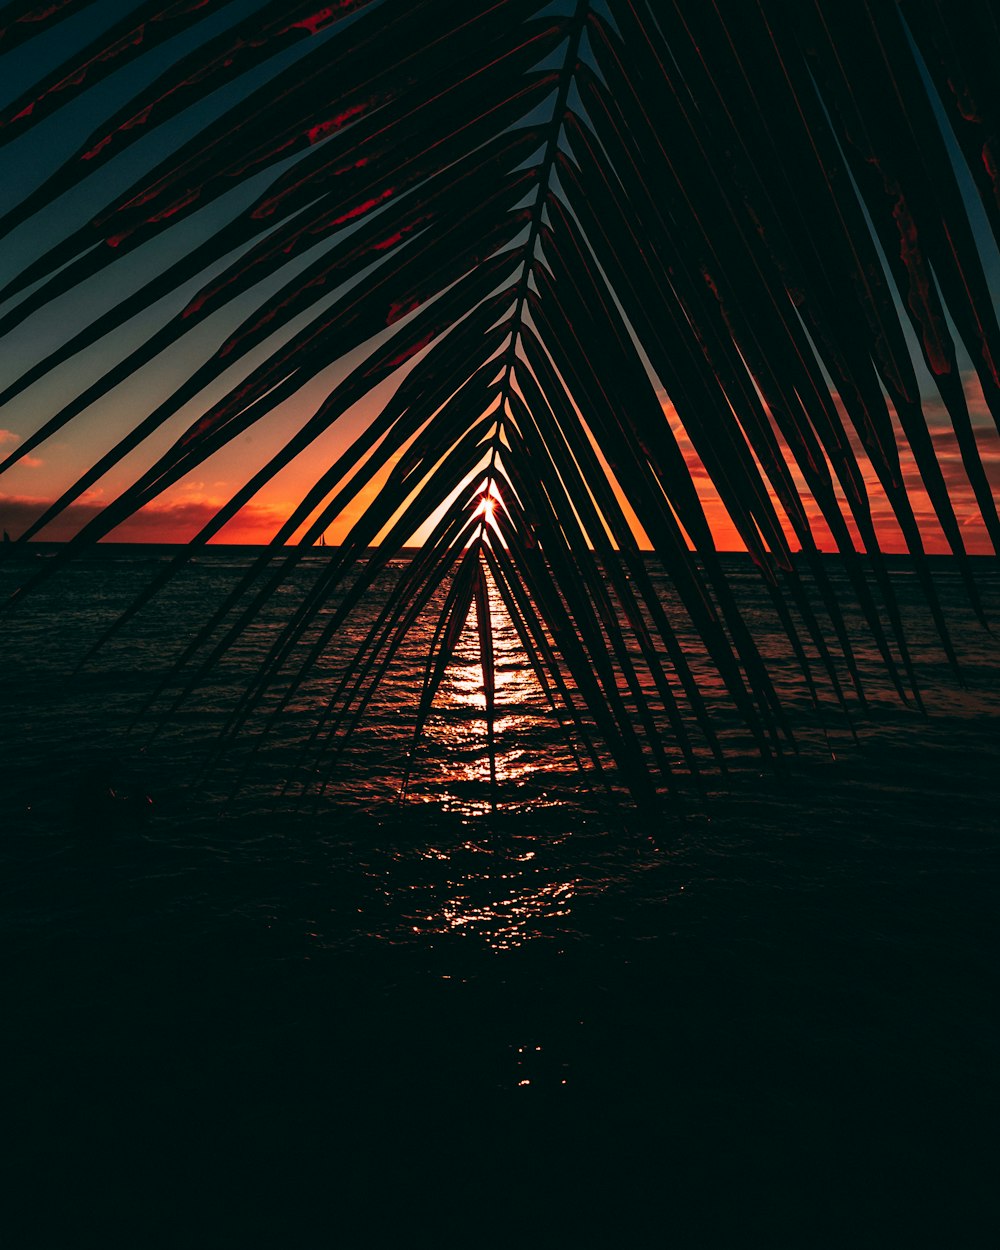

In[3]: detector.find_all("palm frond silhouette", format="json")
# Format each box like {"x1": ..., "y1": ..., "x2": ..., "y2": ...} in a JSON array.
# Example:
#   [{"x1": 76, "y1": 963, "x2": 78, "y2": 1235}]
[{"x1": 1, "y1": 0, "x2": 998, "y2": 803}]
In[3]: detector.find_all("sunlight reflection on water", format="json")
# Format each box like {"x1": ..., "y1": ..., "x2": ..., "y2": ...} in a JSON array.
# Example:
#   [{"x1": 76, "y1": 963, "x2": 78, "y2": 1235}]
[
  {"x1": 393, "y1": 572, "x2": 599, "y2": 949},
  {"x1": 408, "y1": 571, "x2": 575, "y2": 817},
  {"x1": 403, "y1": 841, "x2": 588, "y2": 952}
]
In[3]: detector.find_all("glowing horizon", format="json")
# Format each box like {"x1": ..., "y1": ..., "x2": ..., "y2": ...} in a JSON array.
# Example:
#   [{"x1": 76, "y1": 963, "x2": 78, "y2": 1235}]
[{"x1": 2, "y1": 365, "x2": 996, "y2": 555}]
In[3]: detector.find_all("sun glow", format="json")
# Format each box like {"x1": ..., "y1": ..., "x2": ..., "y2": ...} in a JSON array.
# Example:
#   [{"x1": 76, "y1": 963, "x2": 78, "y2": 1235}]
[{"x1": 473, "y1": 478, "x2": 504, "y2": 531}]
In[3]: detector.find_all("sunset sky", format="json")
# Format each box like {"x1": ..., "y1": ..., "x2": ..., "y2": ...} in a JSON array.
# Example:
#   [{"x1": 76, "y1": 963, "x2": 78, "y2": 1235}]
[
  {"x1": 0, "y1": 0, "x2": 997, "y2": 556},
  {"x1": 1, "y1": 350, "x2": 996, "y2": 552}
]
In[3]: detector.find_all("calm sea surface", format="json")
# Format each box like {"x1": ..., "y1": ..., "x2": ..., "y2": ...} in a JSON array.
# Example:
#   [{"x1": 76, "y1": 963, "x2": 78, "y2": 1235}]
[{"x1": 2, "y1": 547, "x2": 998, "y2": 1239}]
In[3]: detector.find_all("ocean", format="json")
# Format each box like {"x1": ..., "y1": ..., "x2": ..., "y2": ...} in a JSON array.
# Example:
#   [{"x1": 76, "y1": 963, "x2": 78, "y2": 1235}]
[{"x1": 2, "y1": 546, "x2": 998, "y2": 1241}]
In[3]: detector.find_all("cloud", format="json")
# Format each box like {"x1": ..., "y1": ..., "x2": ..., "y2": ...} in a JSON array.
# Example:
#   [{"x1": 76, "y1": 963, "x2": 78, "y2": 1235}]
[
  {"x1": 0, "y1": 492, "x2": 291, "y2": 545},
  {"x1": 20, "y1": 455, "x2": 43, "y2": 468},
  {"x1": 0, "y1": 429, "x2": 20, "y2": 446}
]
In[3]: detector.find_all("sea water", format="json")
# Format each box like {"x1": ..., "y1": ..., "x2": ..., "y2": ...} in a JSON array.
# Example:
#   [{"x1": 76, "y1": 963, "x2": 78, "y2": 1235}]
[{"x1": 2, "y1": 547, "x2": 998, "y2": 1236}]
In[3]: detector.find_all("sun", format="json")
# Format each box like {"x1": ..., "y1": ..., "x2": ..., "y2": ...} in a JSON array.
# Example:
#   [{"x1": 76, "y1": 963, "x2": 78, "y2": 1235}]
[{"x1": 474, "y1": 479, "x2": 503, "y2": 530}]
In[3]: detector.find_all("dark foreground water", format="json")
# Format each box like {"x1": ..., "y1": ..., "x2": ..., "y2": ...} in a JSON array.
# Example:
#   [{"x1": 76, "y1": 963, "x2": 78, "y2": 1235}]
[{"x1": 2, "y1": 548, "x2": 998, "y2": 1243}]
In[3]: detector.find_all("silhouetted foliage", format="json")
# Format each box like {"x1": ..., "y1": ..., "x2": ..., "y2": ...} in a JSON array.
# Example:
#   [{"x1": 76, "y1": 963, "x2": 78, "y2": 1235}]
[{"x1": 1, "y1": 0, "x2": 998, "y2": 800}]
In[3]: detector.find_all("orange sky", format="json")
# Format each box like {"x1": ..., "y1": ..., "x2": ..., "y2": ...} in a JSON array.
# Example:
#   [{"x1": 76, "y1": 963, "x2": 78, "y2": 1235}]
[{"x1": 1, "y1": 368, "x2": 997, "y2": 555}]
